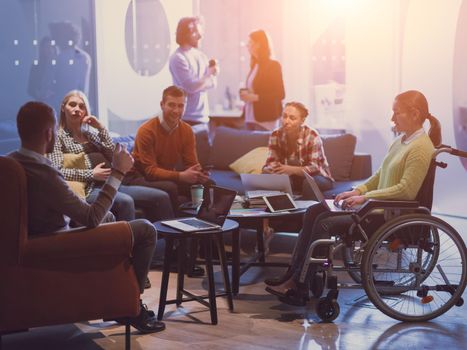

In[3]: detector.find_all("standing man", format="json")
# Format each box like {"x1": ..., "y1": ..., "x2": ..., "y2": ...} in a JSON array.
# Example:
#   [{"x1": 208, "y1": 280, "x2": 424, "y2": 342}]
[
  {"x1": 169, "y1": 17, "x2": 218, "y2": 125},
  {"x1": 9, "y1": 101, "x2": 165, "y2": 334},
  {"x1": 123, "y1": 85, "x2": 210, "y2": 210}
]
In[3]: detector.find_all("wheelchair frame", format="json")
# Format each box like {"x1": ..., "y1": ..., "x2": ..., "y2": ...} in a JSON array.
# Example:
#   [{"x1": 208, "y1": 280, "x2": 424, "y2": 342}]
[{"x1": 300, "y1": 145, "x2": 467, "y2": 322}]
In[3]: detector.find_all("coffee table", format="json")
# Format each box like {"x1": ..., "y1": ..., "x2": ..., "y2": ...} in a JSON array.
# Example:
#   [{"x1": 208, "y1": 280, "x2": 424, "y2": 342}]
[
  {"x1": 180, "y1": 200, "x2": 316, "y2": 294},
  {"x1": 154, "y1": 219, "x2": 239, "y2": 325}
]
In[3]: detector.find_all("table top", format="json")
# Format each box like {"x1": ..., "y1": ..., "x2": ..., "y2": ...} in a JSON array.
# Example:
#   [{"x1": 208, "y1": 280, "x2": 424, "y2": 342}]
[
  {"x1": 180, "y1": 200, "x2": 317, "y2": 219},
  {"x1": 209, "y1": 109, "x2": 243, "y2": 118},
  {"x1": 154, "y1": 218, "x2": 239, "y2": 235}
]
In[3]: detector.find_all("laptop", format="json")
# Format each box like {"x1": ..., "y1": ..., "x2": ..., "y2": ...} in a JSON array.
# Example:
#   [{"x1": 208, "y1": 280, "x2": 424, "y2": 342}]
[
  {"x1": 161, "y1": 186, "x2": 237, "y2": 232},
  {"x1": 240, "y1": 174, "x2": 293, "y2": 196},
  {"x1": 303, "y1": 172, "x2": 358, "y2": 212}
]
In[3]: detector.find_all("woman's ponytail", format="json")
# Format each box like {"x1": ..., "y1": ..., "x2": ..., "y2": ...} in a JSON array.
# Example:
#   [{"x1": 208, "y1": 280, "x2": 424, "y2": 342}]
[{"x1": 427, "y1": 113, "x2": 442, "y2": 147}]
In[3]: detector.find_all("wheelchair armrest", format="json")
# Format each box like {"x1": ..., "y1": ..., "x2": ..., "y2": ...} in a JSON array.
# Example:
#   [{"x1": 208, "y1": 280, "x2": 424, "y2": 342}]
[{"x1": 355, "y1": 199, "x2": 420, "y2": 218}]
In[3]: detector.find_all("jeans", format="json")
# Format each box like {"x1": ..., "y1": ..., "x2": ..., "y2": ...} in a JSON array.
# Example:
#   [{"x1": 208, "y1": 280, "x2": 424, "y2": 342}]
[
  {"x1": 123, "y1": 173, "x2": 178, "y2": 217},
  {"x1": 119, "y1": 184, "x2": 174, "y2": 221},
  {"x1": 290, "y1": 203, "x2": 385, "y2": 285},
  {"x1": 129, "y1": 219, "x2": 157, "y2": 294},
  {"x1": 87, "y1": 188, "x2": 135, "y2": 221}
]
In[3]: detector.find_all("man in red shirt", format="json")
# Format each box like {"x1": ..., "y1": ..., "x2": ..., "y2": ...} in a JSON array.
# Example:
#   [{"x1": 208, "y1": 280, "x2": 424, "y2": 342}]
[{"x1": 123, "y1": 85, "x2": 210, "y2": 211}]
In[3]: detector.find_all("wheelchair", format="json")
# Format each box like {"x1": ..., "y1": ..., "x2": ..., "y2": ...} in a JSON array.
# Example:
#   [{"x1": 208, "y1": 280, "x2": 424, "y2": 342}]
[{"x1": 299, "y1": 145, "x2": 467, "y2": 322}]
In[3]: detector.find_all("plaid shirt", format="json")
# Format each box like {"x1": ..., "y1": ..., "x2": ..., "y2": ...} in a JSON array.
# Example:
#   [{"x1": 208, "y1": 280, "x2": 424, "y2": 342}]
[
  {"x1": 47, "y1": 127, "x2": 114, "y2": 195},
  {"x1": 265, "y1": 125, "x2": 333, "y2": 180}
]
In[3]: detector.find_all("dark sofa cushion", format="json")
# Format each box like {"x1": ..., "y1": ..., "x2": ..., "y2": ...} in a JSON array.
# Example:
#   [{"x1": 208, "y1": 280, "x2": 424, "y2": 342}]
[
  {"x1": 322, "y1": 134, "x2": 356, "y2": 181},
  {"x1": 112, "y1": 135, "x2": 135, "y2": 153},
  {"x1": 192, "y1": 123, "x2": 210, "y2": 166},
  {"x1": 209, "y1": 127, "x2": 271, "y2": 170}
]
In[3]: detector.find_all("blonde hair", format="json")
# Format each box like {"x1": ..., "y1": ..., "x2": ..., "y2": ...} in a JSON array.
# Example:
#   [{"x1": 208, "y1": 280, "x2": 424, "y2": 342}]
[{"x1": 59, "y1": 90, "x2": 91, "y2": 129}]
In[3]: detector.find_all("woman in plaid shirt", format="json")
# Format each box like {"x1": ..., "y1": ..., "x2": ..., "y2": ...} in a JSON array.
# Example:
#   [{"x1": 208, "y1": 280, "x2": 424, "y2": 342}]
[
  {"x1": 263, "y1": 101, "x2": 334, "y2": 196},
  {"x1": 48, "y1": 90, "x2": 173, "y2": 222}
]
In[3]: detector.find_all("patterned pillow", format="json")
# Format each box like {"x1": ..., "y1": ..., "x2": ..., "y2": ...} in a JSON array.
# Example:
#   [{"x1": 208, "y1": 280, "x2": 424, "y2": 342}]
[{"x1": 63, "y1": 152, "x2": 86, "y2": 198}]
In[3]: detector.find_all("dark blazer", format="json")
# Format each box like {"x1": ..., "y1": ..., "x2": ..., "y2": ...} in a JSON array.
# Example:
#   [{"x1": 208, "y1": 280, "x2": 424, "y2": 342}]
[{"x1": 250, "y1": 59, "x2": 285, "y2": 122}]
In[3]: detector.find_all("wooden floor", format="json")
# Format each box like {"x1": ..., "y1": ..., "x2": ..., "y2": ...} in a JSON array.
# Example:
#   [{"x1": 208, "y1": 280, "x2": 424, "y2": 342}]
[{"x1": 2, "y1": 214, "x2": 467, "y2": 350}]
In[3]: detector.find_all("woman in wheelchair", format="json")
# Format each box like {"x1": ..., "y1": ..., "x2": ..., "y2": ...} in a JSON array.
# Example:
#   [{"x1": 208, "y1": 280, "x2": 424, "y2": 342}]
[{"x1": 265, "y1": 90, "x2": 441, "y2": 306}]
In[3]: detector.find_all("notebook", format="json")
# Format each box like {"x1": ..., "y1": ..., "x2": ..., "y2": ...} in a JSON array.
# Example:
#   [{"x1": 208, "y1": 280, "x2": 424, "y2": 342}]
[
  {"x1": 240, "y1": 174, "x2": 293, "y2": 196},
  {"x1": 161, "y1": 186, "x2": 237, "y2": 232},
  {"x1": 303, "y1": 172, "x2": 358, "y2": 212}
]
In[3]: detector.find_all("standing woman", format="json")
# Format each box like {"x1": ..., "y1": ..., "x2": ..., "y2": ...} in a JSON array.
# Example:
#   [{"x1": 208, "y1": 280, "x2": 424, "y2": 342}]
[
  {"x1": 48, "y1": 90, "x2": 173, "y2": 222},
  {"x1": 240, "y1": 29, "x2": 285, "y2": 131}
]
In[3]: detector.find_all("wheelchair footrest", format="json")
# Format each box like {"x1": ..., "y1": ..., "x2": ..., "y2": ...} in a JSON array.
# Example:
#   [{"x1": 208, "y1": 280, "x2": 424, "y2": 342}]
[{"x1": 374, "y1": 280, "x2": 395, "y2": 286}]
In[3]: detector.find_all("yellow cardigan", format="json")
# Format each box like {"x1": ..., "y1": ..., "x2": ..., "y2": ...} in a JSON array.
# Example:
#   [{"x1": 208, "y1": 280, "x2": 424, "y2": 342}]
[{"x1": 356, "y1": 133, "x2": 434, "y2": 200}]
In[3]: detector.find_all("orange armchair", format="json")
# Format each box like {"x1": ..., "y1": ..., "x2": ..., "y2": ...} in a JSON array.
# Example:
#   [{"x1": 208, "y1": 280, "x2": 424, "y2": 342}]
[{"x1": 0, "y1": 156, "x2": 140, "y2": 349}]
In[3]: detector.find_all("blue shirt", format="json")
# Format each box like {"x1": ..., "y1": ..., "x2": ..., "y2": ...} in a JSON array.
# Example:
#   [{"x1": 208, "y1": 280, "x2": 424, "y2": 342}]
[{"x1": 169, "y1": 47, "x2": 216, "y2": 123}]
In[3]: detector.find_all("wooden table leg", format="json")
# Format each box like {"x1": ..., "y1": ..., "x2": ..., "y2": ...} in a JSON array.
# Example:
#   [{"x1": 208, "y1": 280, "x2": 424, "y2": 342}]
[
  {"x1": 176, "y1": 239, "x2": 186, "y2": 305},
  {"x1": 204, "y1": 235, "x2": 218, "y2": 325},
  {"x1": 231, "y1": 227, "x2": 240, "y2": 295},
  {"x1": 216, "y1": 234, "x2": 234, "y2": 311},
  {"x1": 157, "y1": 238, "x2": 174, "y2": 321}
]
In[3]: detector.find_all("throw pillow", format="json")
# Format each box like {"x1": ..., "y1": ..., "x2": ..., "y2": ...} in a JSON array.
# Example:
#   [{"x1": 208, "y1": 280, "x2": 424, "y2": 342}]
[
  {"x1": 209, "y1": 127, "x2": 271, "y2": 170},
  {"x1": 63, "y1": 152, "x2": 87, "y2": 199},
  {"x1": 322, "y1": 134, "x2": 356, "y2": 181},
  {"x1": 229, "y1": 147, "x2": 269, "y2": 174}
]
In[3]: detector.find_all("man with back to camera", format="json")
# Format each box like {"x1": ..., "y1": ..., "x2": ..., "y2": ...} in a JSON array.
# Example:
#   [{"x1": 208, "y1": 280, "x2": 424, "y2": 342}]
[
  {"x1": 8, "y1": 101, "x2": 165, "y2": 334},
  {"x1": 169, "y1": 16, "x2": 218, "y2": 125}
]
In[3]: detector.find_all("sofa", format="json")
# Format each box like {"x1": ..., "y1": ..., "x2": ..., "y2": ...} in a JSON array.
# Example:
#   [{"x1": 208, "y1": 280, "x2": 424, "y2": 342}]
[{"x1": 115, "y1": 125, "x2": 372, "y2": 199}]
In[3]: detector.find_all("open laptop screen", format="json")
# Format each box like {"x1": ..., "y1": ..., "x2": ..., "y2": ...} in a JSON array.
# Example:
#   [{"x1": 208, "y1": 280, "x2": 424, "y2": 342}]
[
  {"x1": 197, "y1": 186, "x2": 237, "y2": 226},
  {"x1": 240, "y1": 174, "x2": 293, "y2": 195}
]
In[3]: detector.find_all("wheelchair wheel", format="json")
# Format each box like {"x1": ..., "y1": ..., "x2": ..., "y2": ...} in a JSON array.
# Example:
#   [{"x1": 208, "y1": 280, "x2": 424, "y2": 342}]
[
  {"x1": 361, "y1": 214, "x2": 466, "y2": 322},
  {"x1": 316, "y1": 297, "x2": 340, "y2": 322}
]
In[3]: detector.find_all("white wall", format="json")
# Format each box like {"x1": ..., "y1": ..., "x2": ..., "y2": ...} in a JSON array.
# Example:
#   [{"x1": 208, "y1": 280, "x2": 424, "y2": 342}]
[
  {"x1": 92, "y1": 0, "x2": 466, "y2": 217},
  {"x1": 284, "y1": 0, "x2": 466, "y2": 217},
  {"x1": 401, "y1": 0, "x2": 465, "y2": 216},
  {"x1": 94, "y1": 0, "x2": 192, "y2": 125}
]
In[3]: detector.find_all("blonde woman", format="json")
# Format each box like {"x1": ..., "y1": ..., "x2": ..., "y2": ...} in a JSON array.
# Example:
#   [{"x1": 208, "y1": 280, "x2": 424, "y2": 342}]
[{"x1": 48, "y1": 90, "x2": 173, "y2": 222}]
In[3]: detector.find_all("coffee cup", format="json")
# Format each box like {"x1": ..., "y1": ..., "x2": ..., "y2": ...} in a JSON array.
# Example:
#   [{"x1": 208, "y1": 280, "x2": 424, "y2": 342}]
[{"x1": 190, "y1": 184, "x2": 204, "y2": 207}]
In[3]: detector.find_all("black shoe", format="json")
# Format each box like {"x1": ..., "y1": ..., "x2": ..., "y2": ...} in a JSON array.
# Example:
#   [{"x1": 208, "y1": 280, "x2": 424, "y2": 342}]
[
  {"x1": 106, "y1": 308, "x2": 156, "y2": 326},
  {"x1": 130, "y1": 302, "x2": 166, "y2": 334},
  {"x1": 187, "y1": 264, "x2": 205, "y2": 277},
  {"x1": 144, "y1": 277, "x2": 151, "y2": 289},
  {"x1": 265, "y1": 287, "x2": 309, "y2": 307},
  {"x1": 278, "y1": 293, "x2": 308, "y2": 307}
]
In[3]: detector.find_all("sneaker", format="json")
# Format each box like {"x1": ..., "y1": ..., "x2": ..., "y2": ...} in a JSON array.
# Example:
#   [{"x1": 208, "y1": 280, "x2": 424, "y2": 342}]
[
  {"x1": 130, "y1": 302, "x2": 165, "y2": 334},
  {"x1": 106, "y1": 304, "x2": 156, "y2": 326},
  {"x1": 144, "y1": 277, "x2": 151, "y2": 289},
  {"x1": 187, "y1": 264, "x2": 205, "y2": 277}
]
